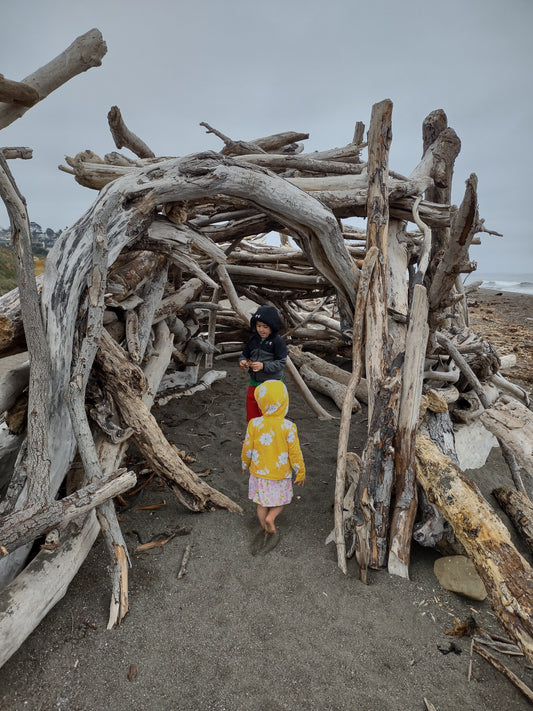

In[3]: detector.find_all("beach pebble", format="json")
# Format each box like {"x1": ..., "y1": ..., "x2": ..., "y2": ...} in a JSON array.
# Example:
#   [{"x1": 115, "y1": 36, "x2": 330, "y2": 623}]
[{"x1": 433, "y1": 555, "x2": 487, "y2": 601}]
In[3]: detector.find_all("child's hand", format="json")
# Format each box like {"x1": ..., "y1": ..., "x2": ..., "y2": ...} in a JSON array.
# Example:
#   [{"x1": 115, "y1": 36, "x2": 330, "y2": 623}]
[
  {"x1": 250, "y1": 361, "x2": 264, "y2": 372},
  {"x1": 239, "y1": 359, "x2": 249, "y2": 370},
  {"x1": 295, "y1": 478, "x2": 305, "y2": 487}
]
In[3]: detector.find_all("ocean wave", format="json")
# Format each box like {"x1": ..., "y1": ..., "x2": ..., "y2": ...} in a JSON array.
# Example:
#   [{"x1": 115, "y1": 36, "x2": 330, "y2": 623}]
[{"x1": 480, "y1": 280, "x2": 533, "y2": 295}]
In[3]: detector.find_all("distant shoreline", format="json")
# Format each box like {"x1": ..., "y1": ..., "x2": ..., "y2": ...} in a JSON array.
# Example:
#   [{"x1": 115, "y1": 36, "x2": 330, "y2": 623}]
[{"x1": 468, "y1": 273, "x2": 533, "y2": 296}]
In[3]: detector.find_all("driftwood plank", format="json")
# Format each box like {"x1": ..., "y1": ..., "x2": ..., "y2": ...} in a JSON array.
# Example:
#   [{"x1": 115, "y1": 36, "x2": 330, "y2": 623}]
[{"x1": 356, "y1": 98, "x2": 395, "y2": 578}]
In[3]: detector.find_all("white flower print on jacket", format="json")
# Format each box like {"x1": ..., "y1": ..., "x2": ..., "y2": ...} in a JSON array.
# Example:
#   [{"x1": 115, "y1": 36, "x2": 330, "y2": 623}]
[{"x1": 241, "y1": 380, "x2": 305, "y2": 482}]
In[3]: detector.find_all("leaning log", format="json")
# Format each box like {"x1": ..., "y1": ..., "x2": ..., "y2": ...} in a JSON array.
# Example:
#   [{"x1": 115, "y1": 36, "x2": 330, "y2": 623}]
[
  {"x1": 299, "y1": 364, "x2": 360, "y2": 413},
  {"x1": 480, "y1": 397, "x2": 533, "y2": 479},
  {"x1": 287, "y1": 345, "x2": 368, "y2": 403},
  {"x1": 334, "y1": 246, "x2": 377, "y2": 572},
  {"x1": 493, "y1": 487, "x2": 533, "y2": 553},
  {"x1": 95, "y1": 329, "x2": 242, "y2": 513},
  {"x1": 415, "y1": 433, "x2": 533, "y2": 665}
]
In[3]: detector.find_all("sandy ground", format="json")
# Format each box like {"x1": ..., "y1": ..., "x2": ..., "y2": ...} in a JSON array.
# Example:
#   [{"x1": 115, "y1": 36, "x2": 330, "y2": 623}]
[{"x1": 0, "y1": 291, "x2": 532, "y2": 710}]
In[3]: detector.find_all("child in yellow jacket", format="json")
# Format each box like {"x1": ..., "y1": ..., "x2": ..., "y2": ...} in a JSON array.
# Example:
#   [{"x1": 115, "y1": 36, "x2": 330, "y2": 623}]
[{"x1": 241, "y1": 379, "x2": 305, "y2": 554}]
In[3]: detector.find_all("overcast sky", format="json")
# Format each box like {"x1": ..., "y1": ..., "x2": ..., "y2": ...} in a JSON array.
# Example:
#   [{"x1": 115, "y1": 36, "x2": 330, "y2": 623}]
[{"x1": 1, "y1": 0, "x2": 531, "y2": 275}]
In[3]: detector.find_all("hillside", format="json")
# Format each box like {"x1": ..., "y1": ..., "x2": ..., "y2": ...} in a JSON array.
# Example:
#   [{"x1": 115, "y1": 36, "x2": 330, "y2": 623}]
[
  {"x1": 0, "y1": 247, "x2": 46, "y2": 296},
  {"x1": 0, "y1": 247, "x2": 16, "y2": 295}
]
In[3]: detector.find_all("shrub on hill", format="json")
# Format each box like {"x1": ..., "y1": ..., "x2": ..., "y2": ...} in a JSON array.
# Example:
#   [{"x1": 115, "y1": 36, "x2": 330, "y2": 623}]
[{"x1": 0, "y1": 246, "x2": 17, "y2": 295}]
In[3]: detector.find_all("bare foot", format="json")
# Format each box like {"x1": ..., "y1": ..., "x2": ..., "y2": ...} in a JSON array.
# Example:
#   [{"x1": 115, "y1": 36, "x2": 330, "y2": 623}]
[
  {"x1": 264, "y1": 520, "x2": 276, "y2": 535},
  {"x1": 259, "y1": 530, "x2": 280, "y2": 555}
]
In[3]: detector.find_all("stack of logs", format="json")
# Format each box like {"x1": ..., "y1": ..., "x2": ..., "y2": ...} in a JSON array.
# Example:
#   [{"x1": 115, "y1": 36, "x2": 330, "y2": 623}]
[{"x1": 0, "y1": 28, "x2": 532, "y2": 670}]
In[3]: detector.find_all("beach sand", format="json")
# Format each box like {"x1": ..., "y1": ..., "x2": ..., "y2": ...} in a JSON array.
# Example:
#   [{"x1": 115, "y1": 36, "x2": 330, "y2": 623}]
[
  {"x1": 468, "y1": 289, "x2": 533, "y2": 389},
  {"x1": 0, "y1": 291, "x2": 532, "y2": 711}
]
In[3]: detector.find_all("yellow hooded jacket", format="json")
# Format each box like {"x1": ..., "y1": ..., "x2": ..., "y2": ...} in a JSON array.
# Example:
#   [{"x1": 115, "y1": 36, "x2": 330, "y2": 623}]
[{"x1": 241, "y1": 380, "x2": 305, "y2": 482}]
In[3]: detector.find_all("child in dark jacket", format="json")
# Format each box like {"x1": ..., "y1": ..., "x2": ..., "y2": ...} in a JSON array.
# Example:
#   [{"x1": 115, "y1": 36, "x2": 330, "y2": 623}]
[{"x1": 239, "y1": 305, "x2": 287, "y2": 422}]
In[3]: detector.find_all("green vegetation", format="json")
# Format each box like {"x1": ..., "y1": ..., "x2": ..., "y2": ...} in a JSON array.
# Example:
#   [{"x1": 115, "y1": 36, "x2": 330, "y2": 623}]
[{"x1": 0, "y1": 246, "x2": 17, "y2": 295}]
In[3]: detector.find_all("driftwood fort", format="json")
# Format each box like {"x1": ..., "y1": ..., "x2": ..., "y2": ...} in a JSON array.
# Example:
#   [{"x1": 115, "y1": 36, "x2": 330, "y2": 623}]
[{"x1": 0, "y1": 29, "x2": 532, "y2": 671}]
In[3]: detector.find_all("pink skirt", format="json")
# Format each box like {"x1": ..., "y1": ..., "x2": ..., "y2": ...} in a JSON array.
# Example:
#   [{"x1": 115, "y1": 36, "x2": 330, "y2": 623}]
[{"x1": 248, "y1": 474, "x2": 293, "y2": 507}]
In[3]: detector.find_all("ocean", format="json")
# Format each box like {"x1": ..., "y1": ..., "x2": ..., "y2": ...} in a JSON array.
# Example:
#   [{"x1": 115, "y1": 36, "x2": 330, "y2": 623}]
[{"x1": 466, "y1": 273, "x2": 533, "y2": 296}]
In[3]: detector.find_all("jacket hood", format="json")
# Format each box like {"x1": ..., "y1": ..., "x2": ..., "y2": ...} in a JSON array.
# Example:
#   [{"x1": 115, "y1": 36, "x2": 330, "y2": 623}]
[
  {"x1": 250, "y1": 305, "x2": 281, "y2": 334},
  {"x1": 254, "y1": 379, "x2": 289, "y2": 419}
]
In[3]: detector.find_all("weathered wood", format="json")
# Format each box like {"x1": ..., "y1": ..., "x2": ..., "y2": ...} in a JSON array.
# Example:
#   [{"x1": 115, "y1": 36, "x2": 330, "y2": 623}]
[
  {"x1": 200, "y1": 121, "x2": 268, "y2": 155},
  {"x1": 0, "y1": 29, "x2": 107, "y2": 130},
  {"x1": 300, "y1": 364, "x2": 359, "y2": 413},
  {"x1": 287, "y1": 346, "x2": 368, "y2": 403},
  {"x1": 0, "y1": 147, "x2": 33, "y2": 160},
  {"x1": 415, "y1": 433, "x2": 533, "y2": 665},
  {"x1": 0, "y1": 155, "x2": 52, "y2": 507},
  {"x1": 0, "y1": 510, "x2": 101, "y2": 669},
  {"x1": 334, "y1": 246, "x2": 377, "y2": 573},
  {"x1": 0, "y1": 85, "x2": 510, "y2": 672},
  {"x1": 106, "y1": 250, "x2": 166, "y2": 300},
  {"x1": 95, "y1": 329, "x2": 241, "y2": 513},
  {"x1": 63, "y1": 156, "x2": 453, "y2": 228},
  {"x1": 107, "y1": 105, "x2": 155, "y2": 159},
  {"x1": 205, "y1": 286, "x2": 221, "y2": 369},
  {"x1": 152, "y1": 278, "x2": 204, "y2": 324},
  {"x1": 225, "y1": 264, "x2": 327, "y2": 290},
  {"x1": 0, "y1": 277, "x2": 44, "y2": 357},
  {"x1": 422, "y1": 112, "x2": 461, "y2": 296},
  {"x1": 437, "y1": 333, "x2": 525, "y2": 493},
  {"x1": 157, "y1": 369, "x2": 227, "y2": 406},
  {"x1": 177, "y1": 543, "x2": 192, "y2": 579},
  {"x1": 428, "y1": 175, "x2": 479, "y2": 321},
  {"x1": 0, "y1": 469, "x2": 136, "y2": 553},
  {"x1": 388, "y1": 284, "x2": 429, "y2": 578},
  {"x1": 239, "y1": 153, "x2": 367, "y2": 175},
  {"x1": 0, "y1": 359, "x2": 29, "y2": 413},
  {"x1": 285, "y1": 356, "x2": 333, "y2": 421},
  {"x1": 472, "y1": 641, "x2": 533, "y2": 704},
  {"x1": 0, "y1": 74, "x2": 39, "y2": 106},
  {"x1": 493, "y1": 487, "x2": 533, "y2": 553},
  {"x1": 356, "y1": 99, "x2": 395, "y2": 576},
  {"x1": 481, "y1": 397, "x2": 533, "y2": 479}
]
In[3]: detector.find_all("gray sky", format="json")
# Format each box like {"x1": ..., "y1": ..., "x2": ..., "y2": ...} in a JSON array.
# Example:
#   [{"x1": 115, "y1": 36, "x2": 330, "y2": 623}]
[{"x1": 1, "y1": 0, "x2": 531, "y2": 275}]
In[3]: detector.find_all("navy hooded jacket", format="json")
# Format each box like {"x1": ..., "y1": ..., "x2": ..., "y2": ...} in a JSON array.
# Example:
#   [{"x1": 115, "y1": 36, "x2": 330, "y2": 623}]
[{"x1": 239, "y1": 305, "x2": 287, "y2": 383}]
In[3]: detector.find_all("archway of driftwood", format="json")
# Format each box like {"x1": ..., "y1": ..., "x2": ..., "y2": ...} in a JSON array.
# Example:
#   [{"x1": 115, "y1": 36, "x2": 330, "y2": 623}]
[{"x1": 1, "y1": 29, "x2": 533, "y2": 671}]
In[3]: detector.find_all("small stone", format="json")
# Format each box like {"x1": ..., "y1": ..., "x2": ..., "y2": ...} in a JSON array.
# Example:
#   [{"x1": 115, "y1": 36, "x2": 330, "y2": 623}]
[{"x1": 433, "y1": 555, "x2": 487, "y2": 601}]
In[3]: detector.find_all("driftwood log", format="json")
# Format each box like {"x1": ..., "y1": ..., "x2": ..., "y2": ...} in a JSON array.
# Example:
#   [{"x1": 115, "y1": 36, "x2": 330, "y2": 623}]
[
  {"x1": 0, "y1": 27, "x2": 531, "y2": 670},
  {"x1": 415, "y1": 434, "x2": 533, "y2": 665},
  {"x1": 492, "y1": 487, "x2": 533, "y2": 553}
]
